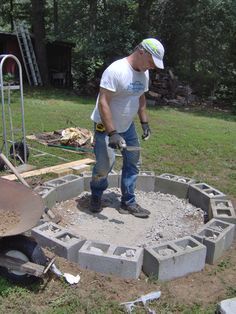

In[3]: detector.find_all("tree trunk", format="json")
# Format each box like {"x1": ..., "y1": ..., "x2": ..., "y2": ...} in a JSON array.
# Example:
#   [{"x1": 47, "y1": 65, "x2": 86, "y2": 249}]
[
  {"x1": 137, "y1": 0, "x2": 154, "y2": 38},
  {"x1": 88, "y1": 0, "x2": 97, "y2": 38},
  {"x1": 53, "y1": 0, "x2": 58, "y2": 36},
  {"x1": 31, "y1": 0, "x2": 49, "y2": 86}
]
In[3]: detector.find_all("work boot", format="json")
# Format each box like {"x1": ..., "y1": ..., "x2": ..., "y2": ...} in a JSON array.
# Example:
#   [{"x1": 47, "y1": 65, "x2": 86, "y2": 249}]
[
  {"x1": 90, "y1": 195, "x2": 102, "y2": 213},
  {"x1": 119, "y1": 203, "x2": 150, "y2": 218}
]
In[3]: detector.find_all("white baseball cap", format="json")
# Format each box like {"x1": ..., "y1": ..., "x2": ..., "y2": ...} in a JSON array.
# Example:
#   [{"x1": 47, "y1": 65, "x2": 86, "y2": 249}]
[{"x1": 141, "y1": 38, "x2": 165, "y2": 69}]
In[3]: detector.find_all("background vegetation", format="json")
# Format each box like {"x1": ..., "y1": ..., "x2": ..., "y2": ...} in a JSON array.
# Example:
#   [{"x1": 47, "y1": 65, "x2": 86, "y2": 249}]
[{"x1": 1, "y1": 0, "x2": 236, "y2": 107}]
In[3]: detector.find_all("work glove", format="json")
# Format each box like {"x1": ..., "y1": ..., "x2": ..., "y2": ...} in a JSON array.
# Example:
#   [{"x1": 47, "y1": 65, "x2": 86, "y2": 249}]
[
  {"x1": 141, "y1": 122, "x2": 151, "y2": 140},
  {"x1": 108, "y1": 131, "x2": 126, "y2": 149}
]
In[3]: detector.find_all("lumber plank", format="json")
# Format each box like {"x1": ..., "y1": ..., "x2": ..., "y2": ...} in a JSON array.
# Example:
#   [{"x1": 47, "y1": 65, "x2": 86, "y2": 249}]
[{"x1": 1, "y1": 158, "x2": 95, "y2": 181}]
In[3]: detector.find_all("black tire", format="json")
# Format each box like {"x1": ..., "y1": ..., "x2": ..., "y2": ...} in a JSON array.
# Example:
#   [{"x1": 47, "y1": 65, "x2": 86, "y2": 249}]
[
  {"x1": 10, "y1": 142, "x2": 29, "y2": 162},
  {"x1": 0, "y1": 235, "x2": 47, "y2": 284},
  {"x1": 0, "y1": 156, "x2": 5, "y2": 171}
]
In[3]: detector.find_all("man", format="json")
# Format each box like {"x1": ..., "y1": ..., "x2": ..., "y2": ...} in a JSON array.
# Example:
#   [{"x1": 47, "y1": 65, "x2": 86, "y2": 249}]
[{"x1": 90, "y1": 38, "x2": 165, "y2": 218}]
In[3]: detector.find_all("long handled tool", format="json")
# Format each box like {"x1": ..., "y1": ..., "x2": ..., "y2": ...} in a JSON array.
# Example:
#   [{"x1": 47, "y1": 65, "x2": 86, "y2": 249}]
[{"x1": 0, "y1": 152, "x2": 29, "y2": 187}]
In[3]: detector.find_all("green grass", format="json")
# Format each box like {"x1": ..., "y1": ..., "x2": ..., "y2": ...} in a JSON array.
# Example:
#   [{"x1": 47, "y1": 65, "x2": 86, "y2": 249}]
[
  {"x1": 1, "y1": 87, "x2": 235, "y2": 196},
  {"x1": 0, "y1": 87, "x2": 235, "y2": 313}
]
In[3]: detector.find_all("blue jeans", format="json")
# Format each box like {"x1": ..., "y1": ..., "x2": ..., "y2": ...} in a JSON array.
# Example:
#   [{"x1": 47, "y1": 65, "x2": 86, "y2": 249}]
[{"x1": 90, "y1": 122, "x2": 140, "y2": 205}]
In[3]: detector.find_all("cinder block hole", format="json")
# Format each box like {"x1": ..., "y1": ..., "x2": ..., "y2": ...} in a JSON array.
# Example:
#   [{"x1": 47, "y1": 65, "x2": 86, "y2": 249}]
[
  {"x1": 155, "y1": 244, "x2": 177, "y2": 256},
  {"x1": 175, "y1": 238, "x2": 198, "y2": 250},
  {"x1": 208, "y1": 221, "x2": 228, "y2": 232},
  {"x1": 199, "y1": 229, "x2": 220, "y2": 240},
  {"x1": 140, "y1": 171, "x2": 153, "y2": 176},
  {"x1": 88, "y1": 242, "x2": 110, "y2": 253},
  {"x1": 57, "y1": 233, "x2": 77, "y2": 242},
  {"x1": 41, "y1": 224, "x2": 61, "y2": 233},
  {"x1": 176, "y1": 177, "x2": 189, "y2": 183},
  {"x1": 36, "y1": 187, "x2": 51, "y2": 194},
  {"x1": 216, "y1": 209, "x2": 232, "y2": 217},
  {"x1": 63, "y1": 175, "x2": 79, "y2": 182},
  {"x1": 162, "y1": 174, "x2": 176, "y2": 179},
  {"x1": 197, "y1": 184, "x2": 210, "y2": 190},
  {"x1": 113, "y1": 247, "x2": 136, "y2": 257},
  {"x1": 50, "y1": 179, "x2": 66, "y2": 186},
  {"x1": 215, "y1": 201, "x2": 230, "y2": 208},
  {"x1": 205, "y1": 189, "x2": 220, "y2": 196}
]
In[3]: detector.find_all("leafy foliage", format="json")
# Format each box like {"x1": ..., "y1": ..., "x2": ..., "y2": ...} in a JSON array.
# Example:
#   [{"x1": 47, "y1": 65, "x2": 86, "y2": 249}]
[{"x1": 1, "y1": 0, "x2": 236, "y2": 105}]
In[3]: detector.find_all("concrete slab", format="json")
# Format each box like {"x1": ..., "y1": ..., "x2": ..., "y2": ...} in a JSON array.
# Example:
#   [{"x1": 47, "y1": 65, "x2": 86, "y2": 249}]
[
  {"x1": 78, "y1": 240, "x2": 143, "y2": 279},
  {"x1": 192, "y1": 219, "x2": 235, "y2": 264},
  {"x1": 31, "y1": 222, "x2": 86, "y2": 262},
  {"x1": 34, "y1": 185, "x2": 57, "y2": 208},
  {"x1": 209, "y1": 199, "x2": 236, "y2": 227},
  {"x1": 155, "y1": 173, "x2": 195, "y2": 199},
  {"x1": 136, "y1": 171, "x2": 156, "y2": 192},
  {"x1": 45, "y1": 175, "x2": 84, "y2": 202},
  {"x1": 143, "y1": 236, "x2": 206, "y2": 281},
  {"x1": 188, "y1": 183, "x2": 227, "y2": 212}
]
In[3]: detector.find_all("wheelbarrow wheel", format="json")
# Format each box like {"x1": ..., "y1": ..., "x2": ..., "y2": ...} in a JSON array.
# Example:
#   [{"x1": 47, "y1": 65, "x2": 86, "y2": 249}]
[
  {"x1": 10, "y1": 142, "x2": 29, "y2": 162},
  {"x1": 0, "y1": 235, "x2": 47, "y2": 284}
]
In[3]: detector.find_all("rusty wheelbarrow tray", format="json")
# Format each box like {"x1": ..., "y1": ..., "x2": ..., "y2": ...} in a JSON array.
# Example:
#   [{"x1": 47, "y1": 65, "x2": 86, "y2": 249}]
[
  {"x1": 0, "y1": 177, "x2": 44, "y2": 237},
  {"x1": 0, "y1": 177, "x2": 54, "y2": 283}
]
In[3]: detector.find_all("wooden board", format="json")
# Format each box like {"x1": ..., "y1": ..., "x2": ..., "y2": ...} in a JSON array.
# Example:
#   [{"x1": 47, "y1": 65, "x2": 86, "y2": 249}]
[{"x1": 1, "y1": 158, "x2": 95, "y2": 181}]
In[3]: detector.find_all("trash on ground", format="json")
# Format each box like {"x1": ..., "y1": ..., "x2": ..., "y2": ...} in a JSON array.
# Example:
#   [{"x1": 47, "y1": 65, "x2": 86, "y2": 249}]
[
  {"x1": 120, "y1": 290, "x2": 161, "y2": 313},
  {"x1": 50, "y1": 263, "x2": 81, "y2": 285}
]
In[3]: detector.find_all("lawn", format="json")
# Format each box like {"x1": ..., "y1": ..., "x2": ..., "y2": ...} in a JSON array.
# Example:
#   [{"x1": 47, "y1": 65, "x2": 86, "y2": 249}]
[
  {"x1": 1, "y1": 87, "x2": 235, "y2": 198},
  {"x1": 0, "y1": 87, "x2": 235, "y2": 313}
]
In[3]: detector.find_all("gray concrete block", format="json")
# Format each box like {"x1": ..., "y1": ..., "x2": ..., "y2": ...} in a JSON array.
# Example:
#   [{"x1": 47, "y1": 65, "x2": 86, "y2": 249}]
[
  {"x1": 192, "y1": 219, "x2": 235, "y2": 264},
  {"x1": 31, "y1": 222, "x2": 86, "y2": 262},
  {"x1": 155, "y1": 173, "x2": 195, "y2": 199},
  {"x1": 188, "y1": 183, "x2": 227, "y2": 212},
  {"x1": 31, "y1": 221, "x2": 66, "y2": 247},
  {"x1": 82, "y1": 171, "x2": 119, "y2": 191},
  {"x1": 34, "y1": 185, "x2": 57, "y2": 208},
  {"x1": 107, "y1": 172, "x2": 119, "y2": 188},
  {"x1": 136, "y1": 171, "x2": 156, "y2": 192},
  {"x1": 45, "y1": 176, "x2": 84, "y2": 202},
  {"x1": 78, "y1": 240, "x2": 143, "y2": 279},
  {"x1": 209, "y1": 199, "x2": 236, "y2": 226},
  {"x1": 80, "y1": 171, "x2": 92, "y2": 191},
  {"x1": 143, "y1": 236, "x2": 206, "y2": 281}
]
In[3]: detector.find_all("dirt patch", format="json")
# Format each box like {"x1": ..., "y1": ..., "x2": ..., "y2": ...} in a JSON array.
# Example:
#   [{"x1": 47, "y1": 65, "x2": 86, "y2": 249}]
[
  {"x1": 34, "y1": 241, "x2": 236, "y2": 313},
  {"x1": 52, "y1": 188, "x2": 204, "y2": 247},
  {"x1": 0, "y1": 209, "x2": 20, "y2": 235}
]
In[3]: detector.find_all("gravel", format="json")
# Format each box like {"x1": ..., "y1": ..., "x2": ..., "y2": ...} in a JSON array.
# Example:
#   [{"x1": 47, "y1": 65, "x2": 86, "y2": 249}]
[{"x1": 52, "y1": 188, "x2": 204, "y2": 247}]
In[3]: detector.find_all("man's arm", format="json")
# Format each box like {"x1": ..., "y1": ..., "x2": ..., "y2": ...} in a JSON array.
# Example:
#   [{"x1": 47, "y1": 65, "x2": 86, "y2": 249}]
[
  {"x1": 138, "y1": 94, "x2": 151, "y2": 140},
  {"x1": 98, "y1": 87, "x2": 116, "y2": 134},
  {"x1": 138, "y1": 93, "x2": 148, "y2": 123}
]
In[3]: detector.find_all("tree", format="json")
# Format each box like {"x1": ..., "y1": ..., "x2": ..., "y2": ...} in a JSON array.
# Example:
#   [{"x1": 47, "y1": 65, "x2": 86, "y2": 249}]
[{"x1": 31, "y1": 0, "x2": 49, "y2": 86}]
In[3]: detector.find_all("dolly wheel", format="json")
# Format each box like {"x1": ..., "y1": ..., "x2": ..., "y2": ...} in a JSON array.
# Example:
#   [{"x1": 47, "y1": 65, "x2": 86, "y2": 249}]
[
  {"x1": 0, "y1": 156, "x2": 5, "y2": 171},
  {"x1": 0, "y1": 235, "x2": 47, "y2": 284},
  {"x1": 10, "y1": 142, "x2": 30, "y2": 162}
]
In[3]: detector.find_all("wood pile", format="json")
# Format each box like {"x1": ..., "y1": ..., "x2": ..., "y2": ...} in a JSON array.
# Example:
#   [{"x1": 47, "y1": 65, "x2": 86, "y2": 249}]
[{"x1": 147, "y1": 69, "x2": 197, "y2": 106}]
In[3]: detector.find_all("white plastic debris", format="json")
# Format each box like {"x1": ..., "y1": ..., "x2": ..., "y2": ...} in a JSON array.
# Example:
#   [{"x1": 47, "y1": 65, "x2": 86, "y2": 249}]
[
  {"x1": 217, "y1": 297, "x2": 236, "y2": 314},
  {"x1": 50, "y1": 263, "x2": 80, "y2": 285},
  {"x1": 63, "y1": 273, "x2": 81, "y2": 284},
  {"x1": 120, "y1": 290, "x2": 161, "y2": 313}
]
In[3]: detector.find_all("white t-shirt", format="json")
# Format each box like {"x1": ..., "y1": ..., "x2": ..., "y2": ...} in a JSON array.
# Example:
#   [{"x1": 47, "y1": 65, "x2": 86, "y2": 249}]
[{"x1": 91, "y1": 57, "x2": 149, "y2": 133}]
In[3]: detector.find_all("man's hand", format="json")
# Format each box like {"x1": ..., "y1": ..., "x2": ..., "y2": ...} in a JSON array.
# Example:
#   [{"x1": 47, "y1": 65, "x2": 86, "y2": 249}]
[
  {"x1": 108, "y1": 131, "x2": 126, "y2": 149},
  {"x1": 141, "y1": 122, "x2": 151, "y2": 140}
]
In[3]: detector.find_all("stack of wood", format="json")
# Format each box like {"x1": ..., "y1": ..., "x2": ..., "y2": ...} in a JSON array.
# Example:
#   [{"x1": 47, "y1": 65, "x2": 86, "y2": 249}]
[{"x1": 147, "y1": 69, "x2": 196, "y2": 106}]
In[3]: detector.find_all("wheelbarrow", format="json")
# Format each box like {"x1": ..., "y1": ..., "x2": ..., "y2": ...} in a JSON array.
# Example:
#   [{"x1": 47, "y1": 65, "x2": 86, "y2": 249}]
[{"x1": 0, "y1": 177, "x2": 54, "y2": 284}]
